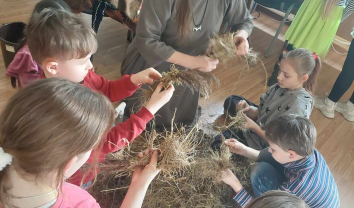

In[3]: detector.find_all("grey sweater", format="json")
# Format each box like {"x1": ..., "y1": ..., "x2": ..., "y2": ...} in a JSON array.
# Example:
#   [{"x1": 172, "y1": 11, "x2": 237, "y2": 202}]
[{"x1": 244, "y1": 84, "x2": 313, "y2": 150}]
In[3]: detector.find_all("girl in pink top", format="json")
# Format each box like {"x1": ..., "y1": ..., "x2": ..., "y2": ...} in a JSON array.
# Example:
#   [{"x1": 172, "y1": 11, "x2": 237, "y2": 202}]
[{"x1": 0, "y1": 78, "x2": 159, "y2": 208}]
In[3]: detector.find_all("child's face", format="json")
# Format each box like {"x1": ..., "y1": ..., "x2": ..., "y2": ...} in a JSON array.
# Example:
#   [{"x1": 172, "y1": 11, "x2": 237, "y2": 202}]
[
  {"x1": 268, "y1": 141, "x2": 293, "y2": 164},
  {"x1": 277, "y1": 60, "x2": 307, "y2": 90},
  {"x1": 46, "y1": 54, "x2": 93, "y2": 83}
]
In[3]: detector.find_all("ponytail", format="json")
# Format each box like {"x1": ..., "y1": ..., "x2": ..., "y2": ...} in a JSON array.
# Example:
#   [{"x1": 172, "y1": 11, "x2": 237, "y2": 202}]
[
  {"x1": 176, "y1": 0, "x2": 191, "y2": 42},
  {"x1": 284, "y1": 48, "x2": 321, "y2": 96},
  {"x1": 304, "y1": 56, "x2": 321, "y2": 96}
]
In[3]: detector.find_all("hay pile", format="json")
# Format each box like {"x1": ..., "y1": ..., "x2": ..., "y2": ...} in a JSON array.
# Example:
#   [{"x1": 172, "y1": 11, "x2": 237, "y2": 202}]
[
  {"x1": 140, "y1": 65, "x2": 220, "y2": 107},
  {"x1": 91, "y1": 127, "x2": 254, "y2": 208},
  {"x1": 214, "y1": 111, "x2": 246, "y2": 132},
  {"x1": 208, "y1": 32, "x2": 268, "y2": 87}
]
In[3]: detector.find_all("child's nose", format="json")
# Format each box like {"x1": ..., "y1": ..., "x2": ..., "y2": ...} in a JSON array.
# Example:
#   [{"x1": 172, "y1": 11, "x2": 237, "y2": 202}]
[{"x1": 87, "y1": 61, "x2": 93, "y2": 70}]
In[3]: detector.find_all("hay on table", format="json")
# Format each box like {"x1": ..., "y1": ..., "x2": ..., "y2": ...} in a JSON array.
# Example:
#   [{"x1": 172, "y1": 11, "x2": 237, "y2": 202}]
[
  {"x1": 91, "y1": 127, "x2": 254, "y2": 208},
  {"x1": 208, "y1": 32, "x2": 268, "y2": 88},
  {"x1": 139, "y1": 64, "x2": 220, "y2": 107}
]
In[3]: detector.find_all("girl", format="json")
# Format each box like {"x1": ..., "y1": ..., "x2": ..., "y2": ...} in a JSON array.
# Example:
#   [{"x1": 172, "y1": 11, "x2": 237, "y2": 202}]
[
  {"x1": 268, "y1": 0, "x2": 354, "y2": 86},
  {"x1": 212, "y1": 48, "x2": 320, "y2": 150},
  {"x1": 121, "y1": 0, "x2": 254, "y2": 129},
  {"x1": 0, "y1": 78, "x2": 159, "y2": 208}
]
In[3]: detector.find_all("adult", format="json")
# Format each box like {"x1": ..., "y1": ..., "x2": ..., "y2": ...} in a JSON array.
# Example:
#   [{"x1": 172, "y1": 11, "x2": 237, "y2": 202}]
[
  {"x1": 121, "y1": 0, "x2": 253, "y2": 128},
  {"x1": 315, "y1": 31, "x2": 354, "y2": 122}
]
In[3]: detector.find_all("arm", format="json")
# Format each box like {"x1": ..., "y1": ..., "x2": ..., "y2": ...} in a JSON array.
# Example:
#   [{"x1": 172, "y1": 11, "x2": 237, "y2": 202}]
[
  {"x1": 102, "y1": 83, "x2": 175, "y2": 154},
  {"x1": 224, "y1": 139, "x2": 260, "y2": 161},
  {"x1": 241, "y1": 112, "x2": 267, "y2": 142},
  {"x1": 102, "y1": 107, "x2": 154, "y2": 154},
  {"x1": 121, "y1": 150, "x2": 160, "y2": 208},
  {"x1": 222, "y1": 169, "x2": 253, "y2": 207},
  {"x1": 85, "y1": 71, "x2": 140, "y2": 102},
  {"x1": 342, "y1": 0, "x2": 354, "y2": 21}
]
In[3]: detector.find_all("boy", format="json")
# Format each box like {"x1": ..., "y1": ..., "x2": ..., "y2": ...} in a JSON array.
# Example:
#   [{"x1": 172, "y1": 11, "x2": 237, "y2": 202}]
[
  {"x1": 221, "y1": 115, "x2": 340, "y2": 208},
  {"x1": 25, "y1": 9, "x2": 174, "y2": 185}
]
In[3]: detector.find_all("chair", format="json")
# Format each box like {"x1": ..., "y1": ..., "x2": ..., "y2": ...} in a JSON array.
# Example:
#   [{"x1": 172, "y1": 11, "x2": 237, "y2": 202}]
[{"x1": 247, "y1": 0, "x2": 302, "y2": 57}]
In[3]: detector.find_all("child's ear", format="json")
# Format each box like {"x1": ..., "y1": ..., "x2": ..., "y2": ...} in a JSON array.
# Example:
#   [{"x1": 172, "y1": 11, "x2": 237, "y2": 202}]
[
  {"x1": 300, "y1": 74, "x2": 309, "y2": 83},
  {"x1": 288, "y1": 150, "x2": 298, "y2": 159},
  {"x1": 44, "y1": 61, "x2": 59, "y2": 75}
]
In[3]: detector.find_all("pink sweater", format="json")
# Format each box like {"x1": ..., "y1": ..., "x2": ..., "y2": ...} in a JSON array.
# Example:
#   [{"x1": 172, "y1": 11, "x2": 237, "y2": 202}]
[
  {"x1": 6, "y1": 44, "x2": 43, "y2": 88},
  {"x1": 52, "y1": 182, "x2": 100, "y2": 208}
]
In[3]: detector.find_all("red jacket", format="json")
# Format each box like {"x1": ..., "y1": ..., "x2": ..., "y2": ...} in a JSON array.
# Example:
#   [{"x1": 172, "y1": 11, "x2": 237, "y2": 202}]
[{"x1": 66, "y1": 71, "x2": 154, "y2": 185}]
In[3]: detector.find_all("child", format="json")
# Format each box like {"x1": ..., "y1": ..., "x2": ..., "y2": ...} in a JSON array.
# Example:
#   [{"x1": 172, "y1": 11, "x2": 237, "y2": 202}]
[
  {"x1": 25, "y1": 9, "x2": 174, "y2": 186},
  {"x1": 221, "y1": 115, "x2": 340, "y2": 208},
  {"x1": 212, "y1": 48, "x2": 320, "y2": 150},
  {"x1": 5, "y1": 0, "x2": 72, "y2": 88},
  {"x1": 243, "y1": 190, "x2": 309, "y2": 208},
  {"x1": 268, "y1": 0, "x2": 354, "y2": 86},
  {"x1": 0, "y1": 78, "x2": 159, "y2": 208}
]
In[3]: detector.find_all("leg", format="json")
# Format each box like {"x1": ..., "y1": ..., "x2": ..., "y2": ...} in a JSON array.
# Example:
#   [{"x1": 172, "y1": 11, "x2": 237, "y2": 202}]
[
  {"x1": 223, "y1": 95, "x2": 257, "y2": 117},
  {"x1": 251, "y1": 162, "x2": 285, "y2": 197},
  {"x1": 328, "y1": 39, "x2": 354, "y2": 102}
]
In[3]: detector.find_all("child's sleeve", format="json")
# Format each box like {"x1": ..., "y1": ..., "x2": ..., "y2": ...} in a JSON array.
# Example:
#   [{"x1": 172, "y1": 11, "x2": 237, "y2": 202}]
[
  {"x1": 233, "y1": 188, "x2": 253, "y2": 207},
  {"x1": 85, "y1": 70, "x2": 140, "y2": 102},
  {"x1": 101, "y1": 107, "x2": 154, "y2": 154},
  {"x1": 259, "y1": 85, "x2": 275, "y2": 110}
]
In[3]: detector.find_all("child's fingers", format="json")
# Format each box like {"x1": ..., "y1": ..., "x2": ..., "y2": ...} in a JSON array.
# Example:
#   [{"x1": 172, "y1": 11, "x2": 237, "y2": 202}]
[
  {"x1": 148, "y1": 150, "x2": 158, "y2": 167},
  {"x1": 148, "y1": 68, "x2": 162, "y2": 79},
  {"x1": 153, "y1": 82, "x2": 164, "y2": 94},
  {"x1": 137, "y1": 152, "x2": 144, "y2": 158}
]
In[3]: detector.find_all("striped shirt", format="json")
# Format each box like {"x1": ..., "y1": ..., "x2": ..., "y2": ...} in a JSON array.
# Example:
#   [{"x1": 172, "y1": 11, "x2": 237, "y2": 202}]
[
  {"x1": 340, "y1": 0, "x2": 354, "y2": 21},
  {"x1": 234, "y1": 149, "x2": 340, "y2": 208}
]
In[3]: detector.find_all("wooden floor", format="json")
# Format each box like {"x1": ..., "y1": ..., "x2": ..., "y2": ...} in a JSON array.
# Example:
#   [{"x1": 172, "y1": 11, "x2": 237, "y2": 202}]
[{"x1": 1, "y1": 1, "x2": 354, "y2": 207}]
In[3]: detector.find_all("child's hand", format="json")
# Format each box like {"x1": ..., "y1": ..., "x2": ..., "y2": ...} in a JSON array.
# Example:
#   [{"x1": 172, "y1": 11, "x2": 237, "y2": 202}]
[
  {"x1": 242, "y1": 111, "x2": 258, "y2": 130},
  {"x1": 236, "y1": 100, "x2": 250, "y2": 111},
  {"x1": 234, "y1": 35, "x2": 249, "y2": 56},
  {"x1": 221, "y1": 169, "x2": 243, "y2": 193},
  {"x1": 224, "y1": 139, "x2": 247, "y2": 156},
  {"x1": 132, "y1": 149, "x2": 160, "y2": 187},
  {"x1": 145, "y1": 82, "x2": 175, "y2": 114},
  {"x1": 193, "y1": 55, "x2": 219, "y2": 72},
  {"x1": 130, "y1": 68, "x2": 162, "y2": 85}
]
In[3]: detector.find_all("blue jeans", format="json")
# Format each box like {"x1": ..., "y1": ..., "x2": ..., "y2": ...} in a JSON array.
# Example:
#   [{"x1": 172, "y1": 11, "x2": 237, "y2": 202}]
[{"x1": 251, "y1": 148, "x2": 286, "y2": 197}]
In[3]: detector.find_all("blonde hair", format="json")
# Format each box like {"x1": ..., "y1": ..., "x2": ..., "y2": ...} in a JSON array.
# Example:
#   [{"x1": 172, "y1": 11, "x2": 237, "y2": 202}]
[
  {"x1": 0, "y1": 78, "x2": 114, "y2": 205},
  {"x1": 26, "y1": 8, "x2": 97, "y2": 64},
  {"x1": 322, "y1": 0, "x2": 341, "y2": 19}
]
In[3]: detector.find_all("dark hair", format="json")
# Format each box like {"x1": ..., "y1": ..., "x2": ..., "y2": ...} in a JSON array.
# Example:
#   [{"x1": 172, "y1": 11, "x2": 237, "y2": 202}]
[
  {"x1": 246, "y1": 190, "x2": 309, "y2": 208},
  {"x1": 283, "y1": 48, "x2": 321, "y2": 96},
  {"x1": 26, "y1": 9, "x2": 97, "y2": 64},
  {"x1": 0, "y1": 78, "x2": 114, "y2": 205},
  {"x1": 265, "y1": 115, "x2": 316, "y2": 156},
  {"x1": 176, "y1": 0, "x2": 191, "y2": 42}
]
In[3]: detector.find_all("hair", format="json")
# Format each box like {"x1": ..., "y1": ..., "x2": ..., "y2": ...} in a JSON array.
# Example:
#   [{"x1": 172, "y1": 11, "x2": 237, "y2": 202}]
[
  {"x1": 245, "y1": 190, "x2": 309, "y2": 208},
  {"x1": 322, "y1": 0, "x2": 341, "y2": 19},
  {"x1": 0, "y1": 78, "x2": 114, "y2": 205},
  {"x1": 265, "y1": 115, "x2": 316, "y2": 157},
  {"x1": 283, "y1": 48, "x2": 321, "y2": 96},
  {"x1": 176, "y1": 0, "x2": 191, "y2": 42},
  {"x1": 26, "y1": 8, "x2": 97, "y2": 65}
]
